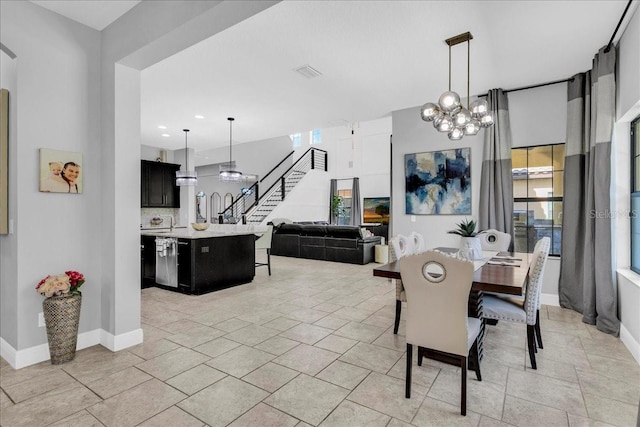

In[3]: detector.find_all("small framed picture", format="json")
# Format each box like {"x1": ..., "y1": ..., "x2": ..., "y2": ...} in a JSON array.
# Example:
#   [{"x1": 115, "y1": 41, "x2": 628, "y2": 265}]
[{"x1": 39, "y1": 148, "x2": 83, "y2": 194}]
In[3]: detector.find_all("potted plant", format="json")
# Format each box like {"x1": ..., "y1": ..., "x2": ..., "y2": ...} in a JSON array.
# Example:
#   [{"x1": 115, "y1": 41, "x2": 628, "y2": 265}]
[
  {"x1": 447, "y1": 218, "x2": 483, "y2": 260},
  {"x1": 331, "y1": 195, "x2": 346, "y2": 225}
]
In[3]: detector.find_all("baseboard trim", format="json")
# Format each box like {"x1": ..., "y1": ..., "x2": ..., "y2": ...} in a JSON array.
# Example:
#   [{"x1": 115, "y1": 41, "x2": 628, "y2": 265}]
[
  {"x1": 620, "y1": 323, "x2": 640, "y2": 365},
  {"x1": 1, "y1": 328, "x2": 143, "y2": 369},
  {"x1": 540, "y1": 293, "x2": 560, "y2": 307}
]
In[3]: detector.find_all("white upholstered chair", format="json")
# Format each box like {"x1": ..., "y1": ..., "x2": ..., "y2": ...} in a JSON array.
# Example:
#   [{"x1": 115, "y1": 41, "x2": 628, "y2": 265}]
[
  {"x1": 482, "y1": 237, "x2": 550, "y2": 369},
  {"x1": 389, "y1": 235, "x2": 416, "y2": 334},
  {"x1": 255, "y1": 225, "x2": 273, "y2": 275},
  {"x1": 399, "y1": 250, "x2": 482, "y2": 416},
  {"x1": 478, "y1": 229, "x2": 512, "y2": 252},
  {"x1": 409, "y1": 231, "x2": 426, "y2": 253}
]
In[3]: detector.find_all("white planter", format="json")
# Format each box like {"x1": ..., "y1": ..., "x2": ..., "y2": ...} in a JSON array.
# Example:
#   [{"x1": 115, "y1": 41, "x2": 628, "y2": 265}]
[{"x1": 460, "y1": 236, "x2": 483, "y2": 260}]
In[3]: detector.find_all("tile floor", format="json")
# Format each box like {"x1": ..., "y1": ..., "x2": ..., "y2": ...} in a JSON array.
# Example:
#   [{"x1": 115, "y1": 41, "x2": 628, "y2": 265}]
[{"x1": 1, "y1": 255, "x2": 639, "y2": 426}]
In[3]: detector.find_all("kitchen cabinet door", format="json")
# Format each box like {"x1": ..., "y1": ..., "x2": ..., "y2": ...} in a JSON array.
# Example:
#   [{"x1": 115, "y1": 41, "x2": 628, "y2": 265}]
[{"x1": 141, "y1": 161, "x2": 181, "y2": 208}]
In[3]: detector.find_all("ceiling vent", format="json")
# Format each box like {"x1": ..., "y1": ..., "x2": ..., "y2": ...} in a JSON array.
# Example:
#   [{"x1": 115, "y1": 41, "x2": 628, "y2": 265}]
[{"x1": 294, "y1": 64, "x2": 322, "y2": 79}]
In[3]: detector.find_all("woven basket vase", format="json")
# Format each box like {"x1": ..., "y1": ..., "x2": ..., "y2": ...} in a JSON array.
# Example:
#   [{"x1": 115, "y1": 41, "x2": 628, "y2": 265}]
[{"x1": 43, "y1": 294, "x2": 82, "y2": 364}]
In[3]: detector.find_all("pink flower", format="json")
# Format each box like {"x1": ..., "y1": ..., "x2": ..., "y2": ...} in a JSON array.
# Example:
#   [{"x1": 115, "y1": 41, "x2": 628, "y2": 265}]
[{"x1": 36, "y1": 271, "x2": 85, "y2": 297}]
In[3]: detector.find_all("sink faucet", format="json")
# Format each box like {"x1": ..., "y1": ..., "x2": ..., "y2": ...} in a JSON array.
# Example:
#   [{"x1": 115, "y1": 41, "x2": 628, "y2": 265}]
[{"x1": 169, "y1": 216, "x2": 174, "y2": 232}]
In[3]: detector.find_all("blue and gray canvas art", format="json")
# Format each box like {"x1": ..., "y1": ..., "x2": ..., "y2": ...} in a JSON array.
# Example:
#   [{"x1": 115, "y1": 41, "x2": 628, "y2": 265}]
[{"x1": 405, "y1": 148, "x2": 471, "y2": 214}]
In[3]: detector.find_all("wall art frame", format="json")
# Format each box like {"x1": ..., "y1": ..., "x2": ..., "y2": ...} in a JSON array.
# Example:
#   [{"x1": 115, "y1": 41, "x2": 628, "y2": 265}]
[
  {"x1": 39, "y1": 148, "x2": 83, "y2": 194},
  {"x1": 405, "y1": 148, "x2": 471, "y2": 215}
]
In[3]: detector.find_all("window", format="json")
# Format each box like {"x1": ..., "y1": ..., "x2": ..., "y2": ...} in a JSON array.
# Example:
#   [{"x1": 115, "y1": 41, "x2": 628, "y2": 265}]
[
  {"x1": 337, "y1": 189, "x2": 352, "y2": 225},
  {"x1": 512, "y1": 144, "x2": 564, "y2": 256},
  {"x1": 290, "y1": 133, "x2": 301, "y2": 148},
  {"x1": 310, "y1": 129, "x2": 321, "y2": 145},
  {"x1": 631, "y1": 117, "x2": 640, "y2": 273}
]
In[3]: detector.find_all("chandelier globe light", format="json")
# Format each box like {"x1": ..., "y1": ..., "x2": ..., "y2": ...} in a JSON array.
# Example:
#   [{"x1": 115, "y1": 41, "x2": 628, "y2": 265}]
[
  {"x1": 420, "y1": 31, "x2": 494, "y2": 141},
  {"x1": 219, "y1": 117, "x2": 243, "y2": 182},
  {"x1": 176, "y1": 129, "x2": 197, "y2": 186}
]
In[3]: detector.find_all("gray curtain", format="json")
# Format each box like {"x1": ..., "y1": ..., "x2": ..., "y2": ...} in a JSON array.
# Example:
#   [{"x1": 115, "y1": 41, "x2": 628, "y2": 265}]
[
  {"x1": 559, "y1": 46, "x2": 619, "y2": 336},
  {"x1": 350, "y1": 177, "x2": 361, "y2": 226},
  {"x1": 479, "y1": 89, "x2": 514, "y2": 245},
  {"x1": 329, "y1": 179, "x2": 337, "y2": 224}
]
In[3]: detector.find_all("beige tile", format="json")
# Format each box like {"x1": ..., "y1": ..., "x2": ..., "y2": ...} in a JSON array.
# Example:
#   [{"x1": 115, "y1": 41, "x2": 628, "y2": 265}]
[
  {"x1": 411, "y1": 396, "x2": 482, "y2": 426},
  {"x1": 166, "y1": 364, "x2": 226, "y2": 395},
  {"x1": 567, "y1": 413, "x2": 618, "y2": 427},
  {"x1": 584, "y1": 353, "x2": 640, "y2": 385},
  {"x1": 371, "y1": 332, "x2": 407, "y2": 352},
  {"x1": 2, "y1": 369, "x2": 80, "y2": 403},
  {"x1": 0, "y1": 360, "x2": 62, "y2": 388},
  {"x1": 334, "y1": 321, "x2": 386, "y2": 343},
  {"x1": 87, "y1": 378, "x2": 186, "y2": 426},
  {"x1": 386, "y1": 419, "x2": 414, "y2": 427},
  {"x1": 361, "y1": 314, "x2": 394, "y2": 329},
  {"x1": 166, "y1": 325, "x2": 226, "y2": 348},
  {"x1": 313, "y1": 315, "x2": 351, "y2": 330},
  {"x1": 206, "y1": 344, "x2": 274, "y2": 377},
  {"x1": 138, "y1": 406, "x2": 205, "y2": 427},
  {"x1": 502, "y1": 395, "x2": 568, "y2": 426},
  {"x1": 237, "y1": 309, "x2": 282, "y2": 324},
  {"x1": 313, "y1": 302, "x2": 344, "y2": 313},
  {"x1": 262, "y1": 316, "x2": 301, "y2": 331},
  {"x1": 157, "y1": 319, "x2": 207, "y2": 334},
  {"x1": 339, "y1": 342, "x2": 403, "y2": 373},
  {"x1": 229, "y1": 402, "x2": 299, "y2": 427},
  {"x1": 211, "y1": 317, "x2": 252, "y2": 332},
  {"x1": 582, "y1": 392, "x2": 639, "y2": 427},
  {"x1": 0, "y1": 389, "x2": 13, "y2": 410},
  {"x1": 287, "y1": 307, "x2": 331, "y2": 323},
  {"x1": 264, "y1": 374, "x2": 349, "y2": 426},
  {"x1": 347, "y1": 371, "x2": 426, "y2": 423},
  {"x1": 273, "y1": 343, "x2": 340, "y2": 376},
  {"x1": 279, "y1": 323, "x2": 334, "y2": 345},
  {"x1": 178, "y1": 376, "x2": 269, "y2": 427},
  {"x1": 576, "y1": 367, "x2": 640, "y2": 405},
  {"x1": 49, "y1": 410, "x2": 104, "y2": 426},
  {"x1": 61, "y1": 349, "x2": 145, "y2": 384},
  {"x1": 580, "y1": 337, "x2": 636, "y2": 362},
  {"x1": 0, "y1": 385, "x2": 101, "y2": 427},
  {"x1": 506, "y1": 369, "x2": 587, "y2": 417},
  {"x1": 253, "y1": 335, "x2": 300, "y2": 355},
  {"x1": 319, "y1": 400, "x2": 390, "y2": 426},
  {"x1": 316, "y1": 360, "x2": 371, "y2": 390},
  {"x1": 331, "y1": 307, "x2": 376, "y2": 322},
  {"x1": 140, "y1": 323, "x2": 172, "y2": 343},
  {"x1": 387, "y1": 356, "x2": 439, "y2": 389},
  {"x1": 478, "y1": 416, "x2": 514, "y2": 427},
  {"x1": 190, "y1": 309, "x2": 237, "y2": 326},
  {"x1": 314, "y1": 334, "x2": 358, "y2": 354},
  {"x1": 193, "y1": 336, "x2": 242, "y2": 358},
  {"x1": 224, "y1": 324, "x2": 281, "y2": 346},
  {"x1": 135, "y1": 347, "x2": 210, "y2": 381},
  {"x1": 85, "y1": 366, "x2": 153, "y2": 399},
  {"x1": 128, "y1": 338, "x2": 181, "y2": 360},
  {"x1": 427, "y1": 368, "x2": 505, "y2": 420},
  {"x1": 242, "y1": 362, "x2": 299, "y2": 392}
]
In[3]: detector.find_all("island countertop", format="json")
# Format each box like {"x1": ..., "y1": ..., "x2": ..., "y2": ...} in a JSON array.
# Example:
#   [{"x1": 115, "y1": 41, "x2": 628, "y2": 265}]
[{"x1": 141, "y1": 224, "x2": 267, "y2": 239}]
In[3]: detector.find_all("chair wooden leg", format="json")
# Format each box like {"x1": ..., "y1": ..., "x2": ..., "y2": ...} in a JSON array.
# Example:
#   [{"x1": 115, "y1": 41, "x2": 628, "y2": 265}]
[
  {"x1": 267, "y1": 248, "x2": 271, "y2": 276},
  {"x1": 394, "y1": 300, "x2": 401, "y2": 334},
  {"x1": 461, "y1": 355, "x2": 467, "y2": 416},
  {"x1": 527, "y1": 325, "x2": 537, "y2": 369},
  {"x1": 417, "y1": 347, "x2": 423, "y2": 366},
  {"x1": 406, "y1": 343, "x2": 412, "y2": 398},
  {"x1": 472, "y1": 339, "x2": 482, "y2": 381},
  {"x1": 534, "y1": 309, "x2": 543, "y2": 349}
]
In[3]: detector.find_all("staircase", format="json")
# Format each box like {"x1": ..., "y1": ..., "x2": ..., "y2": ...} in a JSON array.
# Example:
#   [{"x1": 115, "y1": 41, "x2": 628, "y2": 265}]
[{"x1": 219, "y1": 147, "x2": 327, "y2": 224}]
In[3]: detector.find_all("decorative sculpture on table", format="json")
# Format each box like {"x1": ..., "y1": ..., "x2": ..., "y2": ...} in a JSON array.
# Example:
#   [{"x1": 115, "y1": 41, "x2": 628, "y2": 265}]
[{"x1": 448, "y1": 218, "x2": 482, "y2": 260}]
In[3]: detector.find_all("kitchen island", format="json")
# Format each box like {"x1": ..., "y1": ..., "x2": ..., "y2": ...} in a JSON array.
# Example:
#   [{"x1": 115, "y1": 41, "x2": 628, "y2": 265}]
[{"x1": 141, "y1": 227, "x2": 261, "y2": 295}]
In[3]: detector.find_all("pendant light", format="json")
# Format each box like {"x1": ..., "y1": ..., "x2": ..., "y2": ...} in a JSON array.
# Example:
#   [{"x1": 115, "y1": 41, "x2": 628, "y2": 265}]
[
  {"x1": 176, "y1": 129, "x2": 197, "y2": 186},
  {"x1": 420, "y1": 32, "x2": 494, "y2": 141},
  {"x1": 219, "y1": 117, "x2": 243, "y2": 182}
]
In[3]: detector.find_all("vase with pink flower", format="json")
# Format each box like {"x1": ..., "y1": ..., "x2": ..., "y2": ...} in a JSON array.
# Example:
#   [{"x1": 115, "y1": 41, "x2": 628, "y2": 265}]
[{"x1": 36, "y1": 270, "x2": 85, "y2": 364}]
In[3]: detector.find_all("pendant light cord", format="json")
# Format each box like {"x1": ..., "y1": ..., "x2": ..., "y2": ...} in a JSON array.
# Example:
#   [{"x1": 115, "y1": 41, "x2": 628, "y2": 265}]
[
  {"x1": 448, "y1": 44, "x2": 452, "y2": 92},
  {"x1": 228, "y1": 117, "x2": 234, "y2": 164},
  {"x1": 183, "y1": 129, "x2": 189, "y2": 171},
  {"x1": 467, "y1": 37, "x2": 470, "y2": 109}
]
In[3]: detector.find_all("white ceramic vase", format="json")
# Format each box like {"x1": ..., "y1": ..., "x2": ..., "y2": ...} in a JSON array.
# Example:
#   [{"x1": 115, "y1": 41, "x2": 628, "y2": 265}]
[{"x1": 460, "y1": 236, "x2": 483, "y2": 260}]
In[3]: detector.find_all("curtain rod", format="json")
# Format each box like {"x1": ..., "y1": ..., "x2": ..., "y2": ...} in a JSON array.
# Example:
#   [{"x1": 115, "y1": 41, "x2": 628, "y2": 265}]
[
  {"x1": 477, "y1": 77, "x2": 573, "y2": 98},
  {"x1": 606, "y1": 0, "x2": 634, "y2": 52}
]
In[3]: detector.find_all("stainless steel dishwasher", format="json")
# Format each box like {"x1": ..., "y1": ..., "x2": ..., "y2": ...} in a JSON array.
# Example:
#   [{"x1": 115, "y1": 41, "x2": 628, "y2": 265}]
[{"x1": 155, "y1": 237, "x2": 178, "y2": 287}]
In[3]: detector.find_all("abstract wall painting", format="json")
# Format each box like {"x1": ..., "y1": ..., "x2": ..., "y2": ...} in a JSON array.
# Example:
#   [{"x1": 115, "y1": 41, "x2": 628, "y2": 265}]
[{"x1": 405, "y1": 148, "x2": 471, "y2": 215}]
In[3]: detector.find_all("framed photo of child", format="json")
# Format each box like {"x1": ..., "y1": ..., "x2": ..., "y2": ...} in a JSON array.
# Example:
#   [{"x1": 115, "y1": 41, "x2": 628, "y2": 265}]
[{"x1": 39, "y1": 148, "x2": 83, "y2": 194}]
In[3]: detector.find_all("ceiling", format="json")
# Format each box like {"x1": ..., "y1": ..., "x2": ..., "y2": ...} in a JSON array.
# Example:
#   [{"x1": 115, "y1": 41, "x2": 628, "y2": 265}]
[
  {"x1": 30, "y1": 0, "x2": 140, "y2": 31},
  {"x1": 28, "y1": 1, "x2": 635, "y2": 160}
]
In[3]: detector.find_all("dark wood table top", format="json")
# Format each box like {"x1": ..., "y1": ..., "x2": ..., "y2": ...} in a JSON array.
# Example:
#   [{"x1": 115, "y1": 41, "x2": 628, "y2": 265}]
[{"x1": 373, "y1": 248, "x2": 531, "y2": 296}]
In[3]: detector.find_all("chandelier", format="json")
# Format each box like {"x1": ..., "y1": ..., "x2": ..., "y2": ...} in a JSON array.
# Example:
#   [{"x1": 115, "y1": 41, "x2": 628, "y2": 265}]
[
  {"x1": 420, "y1": 32, "x2": 494, "y2": 141},
  {"x1": 219, "y1": 117, "x2": 243, "y2": 182},
  {"x1": 176, "y1": 129, "x2": 197, "y2": 186}
]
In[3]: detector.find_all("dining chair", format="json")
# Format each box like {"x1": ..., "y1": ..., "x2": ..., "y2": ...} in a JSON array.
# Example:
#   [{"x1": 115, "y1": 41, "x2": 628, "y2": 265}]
[
  {"x1": 482, "y1": 237, "x2": 550, "y2": 369},
  {"x1": 409, "y1": 231, "x2": 426, "y2": 253},
  {"x1": 478, "y1": 229, "x2": 511, "y2": 252},
  {"x1": 255, "y1": 225, "x2": 273, "y2": 275},
  {"x1": 389, "y1": 235, "x2": 416, "y2": 334},
  {"x1": 399, "y1": 250, "x2": 482, "y2": 416}
]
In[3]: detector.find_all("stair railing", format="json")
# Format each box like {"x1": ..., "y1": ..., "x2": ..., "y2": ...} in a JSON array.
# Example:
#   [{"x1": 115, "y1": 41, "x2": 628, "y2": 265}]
[{"x1": 218, "y1": 147, "x2": 327, "y2": 223}]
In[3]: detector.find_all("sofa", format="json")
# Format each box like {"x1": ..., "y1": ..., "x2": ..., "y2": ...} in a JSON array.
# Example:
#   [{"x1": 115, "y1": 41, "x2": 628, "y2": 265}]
[{"x1": 270, "y1": 223, "x2": 381, "y2": 265}]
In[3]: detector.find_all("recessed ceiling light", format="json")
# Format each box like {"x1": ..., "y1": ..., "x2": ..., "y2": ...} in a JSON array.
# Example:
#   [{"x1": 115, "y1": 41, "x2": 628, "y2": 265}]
[
  {"x1": 158, "y1": 125, "x2": 167, "y2": 129},
  {"x1": 195, "y1": 115, "x2": 204, "y2": 119},
  {"x1": 161, "y1": 134, "x2": 170, "y2": 137}
]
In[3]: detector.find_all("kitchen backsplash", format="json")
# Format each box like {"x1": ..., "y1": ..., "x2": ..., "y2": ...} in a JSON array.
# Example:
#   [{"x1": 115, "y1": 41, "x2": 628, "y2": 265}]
[{"x1": 141, "y1": 208, "x2": 180, "y2": 228}]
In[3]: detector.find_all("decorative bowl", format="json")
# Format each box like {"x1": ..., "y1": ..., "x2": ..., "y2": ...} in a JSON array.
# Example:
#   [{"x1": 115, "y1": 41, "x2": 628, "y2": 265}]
[{"x1": 191, "y1": 222, "x2": 210, "y2": 231}]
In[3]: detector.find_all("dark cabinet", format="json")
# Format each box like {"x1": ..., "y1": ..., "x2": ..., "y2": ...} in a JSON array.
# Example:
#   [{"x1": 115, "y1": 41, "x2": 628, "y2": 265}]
[
  {"x1": 141, "y1": 160, "x2": 181, "y2": 208},
  {"x1": 141, "y1": 235, "x2": 157, "y2": 288}
]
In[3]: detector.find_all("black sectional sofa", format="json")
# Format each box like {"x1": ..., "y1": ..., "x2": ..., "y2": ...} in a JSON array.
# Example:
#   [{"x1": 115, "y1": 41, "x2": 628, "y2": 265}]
[{"x1": 270, "y1": 223, "x2": 381, "y2": 265}]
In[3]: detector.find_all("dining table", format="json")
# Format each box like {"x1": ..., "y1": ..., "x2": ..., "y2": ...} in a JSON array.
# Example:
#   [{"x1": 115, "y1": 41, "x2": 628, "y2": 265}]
[{"x1": 373, "y1": 247, "x2": 531, "y2": 368}]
